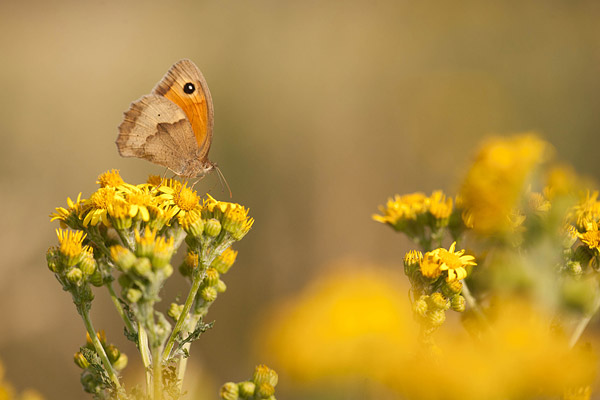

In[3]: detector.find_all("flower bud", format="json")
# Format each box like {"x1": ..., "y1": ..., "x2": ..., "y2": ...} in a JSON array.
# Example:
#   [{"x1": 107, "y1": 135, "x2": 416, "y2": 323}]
[
  {"x1": 105, "y1": 344, "x2": 120, "y2": 363},
  {"x1": 566, "y1": 260, "x2": 583, "y2": 276},
  {"x1": 220, "y1": 382, "x2": 239, "y2": 400},
  {"x1": 161, "y1": 264, "x2": 174, "y2": 278},
  {"x1": 89, "y1": 270, "x2": 104, "y2": 287},
  {"x1": 118, "y1": 274, "x2": 132, "y2": 289},
  {"x1": 212, "y1": 247, "x2": 238, "y2": 274},
  {"x1": 450, "y1": 294, "x2": 466, "y2": 312},
  {"x1": 180, "y1": 251, "x2": 198, "y2": 277},
  {"x1": 442, "y1": 279, "x2": 463, "y2": 296},
  {"x1": 253, "y1": 365, "x2": 278, "y2": 387},
  {"x1": 413, "y1": 296, "x2": 428, "y2": 318},
  {"x1": 152, "y1": 237, "x2": 174, "y2": 269},
  {"x1": 134, "y1": 228, "x2": 156, "y2": 257},
  {"x1": 167, "y1": 303, "x2": 184, "y2": 321},
  {"x1": 428, "y1": 309, "x2": 446, "y2": 327},
  {"x1": 133, "y1": 257, "x2": 152, "y2": 277},
  {"x1": 430, "y1": 292, "x2": 450, "y2": 310},
  {"x1": 74, "y1": 352, "x2": 90, "y2": 369},
  {"x1": 112, "y1": 353, "x2": 128, "y2": 371},
  {"x1": 216, "y1": 280, "x2": 227, "y2": 293},
  {"x1": 110, "y1": 245, "x2": 136, "y2": 272},
  {"x1": 179, "y1": 211, "x2": 204, "y2": 238},
  {"x1": 256, "y1": 383, "x2": 275, "y2": 398},
  {"x1": 126, "y1": 288, "x2": 143, "y2": 303},
  {"x1": 238, "y1": 381, "x2": 255, "y2": 397},
  {"x1": 46, "y1": 247, "x2": 60, "y2": 273},
  {"x1": 201, "y1": 286, "x2": 218, "y2": 302},
  {"x1": 204, "y1": 218, "x2": 222, "y2": 237},
  {"x1": 66, "y1": 267, "x2": 83, "y2": 284},
  {"x1": 79, "y1": 251, "x2": 97, "y2": 277},
  {"x1": 205, "y1": 268, "x2": 220, "y2": 287}
]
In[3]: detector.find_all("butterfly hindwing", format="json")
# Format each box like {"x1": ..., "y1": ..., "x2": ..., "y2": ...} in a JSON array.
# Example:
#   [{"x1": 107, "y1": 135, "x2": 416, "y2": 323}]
[{"x1": 116, "y1": 94, "x2": 199, "y2": 175}]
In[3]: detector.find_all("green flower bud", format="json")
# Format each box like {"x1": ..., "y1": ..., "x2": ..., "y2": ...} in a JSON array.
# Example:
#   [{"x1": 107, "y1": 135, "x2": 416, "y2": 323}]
[
  {"x1": 201, "y1": 286, "x2": 218, "y2": 302},
  {"x1": 126, "y1": 288, "x2": 143, "y2": 303},
  {"x1": 450, "y1": 294, "x2": 466, "y2": 312},
  {"x1": 105, "y1": 344, "x2": 120, "y2": 363},
  {"x1": 253, "y1": 365, "x2": 278, "y2": 387},
  {"x1": 133, "y1": 257, "x2": 152, "y2": 276},
  {"x1": 238, "y1": 381, "x2": 255, "y2": 397},
  {"x1": 216, "y1": 280, "x2": 227, "y2": 293},
  {"x1": 413, "y1": 296, "x2": 428, "y2": 318},
  {"x1": 430, "y1": 292, "x2": 450, "y2": 310},
  {"x1": 152, "y1": 237, "x2": 174, "y2": 269},
  {"x1": 205, "y1": 218, "x2": 222, "y2": 237},
  {"x1": 112, "y1": 353, "x2": 128, "y2": 371},
  {"x1": 574, "y1": 245, "x2": 594, "y2": 266},
  {"x1": 256, "y1": 383, "x2": 275, "y2": 398},
  {"x1": 81, "y1": 372, "x2": 101, "y2": 394},
  {"x1": 403, "y1": 250, "x2": 422, "y2": 276},
  {"x1": 179, "y1": 251, "x2": 198, "y2": 277},
  {"x1": 79, "y1": 252, "x2": 97, "y2": 277},
  {"x1": 180, "y1": 211, "x2": 205, "y2": 238},
  {"x1": 566, "y1": 260, "x2": 583, "y2": 276},
  {"x1": 220, "y1": 382, "x2": 239, "y2": 400},
  {"x1": 161, "y1": 264, "x2": 173, "y2": 278},
  {"x1": 74, "y1": 352, "x2": 90, "y2": 369},
  {"x1": 428, "y1": 309, "x2": 446, "y2": 327},
  {"x1": 167, "y1": 303, "x2": 184, "y2": 321},
  {"x1": 110, "y1": 245, "x2": 136, "y2": 271},
  {"x1": 205, "y1": 268, "x2": 220, "y2": 287},
  {"x1": 442, "y1": 279, "x2": 463, "y2": 296},
  {"x1": 89, "y1": 270, "x2": 103, "y2": 287},
  {"x1": 66, "y1": 267, "x2": 83, "y2": 284},
  {"x1": 46, "y1": 247, "x2": 60, "y2": 273}
]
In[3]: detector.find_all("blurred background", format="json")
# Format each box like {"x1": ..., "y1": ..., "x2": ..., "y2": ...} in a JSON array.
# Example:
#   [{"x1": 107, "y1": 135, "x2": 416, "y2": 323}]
[{"x1": 1, "y1": 0, "x2": 600, "y2": 398}]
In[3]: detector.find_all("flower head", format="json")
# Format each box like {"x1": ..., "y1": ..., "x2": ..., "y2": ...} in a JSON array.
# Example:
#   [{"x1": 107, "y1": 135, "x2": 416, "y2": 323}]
[
  {"x1": 420, "y1": 242, "x2": 476, "y2": 282},
  {"x1": 97, "y1": 169, "x2": 124, "y2": 188}
]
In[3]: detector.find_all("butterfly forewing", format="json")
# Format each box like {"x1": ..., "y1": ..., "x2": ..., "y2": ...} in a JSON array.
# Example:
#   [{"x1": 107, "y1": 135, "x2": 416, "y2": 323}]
[{"x1": 152, "y1": 59, "x2": 214, "y2": 160}]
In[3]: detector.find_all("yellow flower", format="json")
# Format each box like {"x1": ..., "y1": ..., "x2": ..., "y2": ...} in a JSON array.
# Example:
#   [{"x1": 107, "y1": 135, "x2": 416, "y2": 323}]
[
  {"x1": 258, "y1": 265, "x2": 416, "y2": 384},
  {"x1": 373, "y1": 192, "x2": 428, "y2": 225},
  {"x1": 434, "y1": 242, "x2": 476, "y2": 282},
  {"x1": 211, "y1": 247, "x2": 238, "y2": 274},
  {"x1": 428, "y1": 190, "x2": 453, "y2": 220},
  {"x1": 528, "y1": 192, "x2": 551, "y2": 213},
  {"x1": 419, "y1": 251, "x2": 442, "y2": 279},
  {"x1": 56, "y1": 229, "x2": 87, "y2": 265},
  {"x1": 577, "y1": 220, "x2": 600, "y2": 251},
  {"x1": 125, "y1": 187, "x2": 154, "y2": 221},
  {"x1": 134, "y1": 227, "x2": 157, "y2": 257},
  {"x1": 459, "y1": 133, "x2": 550, "y2": 235},
  {"x1": 203, "y1": 195, "x2": 254, "y2": 240},
  {"x1": 50, "y1": 193, "x2": 85, "y2": 228},
  {"x1": 83, "y1": 187, "x2": 124, "y2": 227},
  {"x1": 420, "y1": 242, "x2": 476, "y2": 282},
  {"x1": 96, "y1": 169, "x2": 124, "y2": 188},
  {"x1": 159, "y1": 183, "x2": 200, "y2": 215},
  {"x1": 569, "y1": 191, "x2": 600, "y2": 232}
]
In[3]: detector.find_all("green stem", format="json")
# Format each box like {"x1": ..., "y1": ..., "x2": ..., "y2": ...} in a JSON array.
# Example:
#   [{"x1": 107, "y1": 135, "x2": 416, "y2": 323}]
[
  {"x1": 138, "y1": 323, "x2": 152, "y2": 391},
  {"x1": 80, "y1": 306, "x2": 121, "y2": 388},
  {"x1": 152, "y1": 345, "x2": 162, "y2": 400},
  {"x1": 161, "y1": 262, "x2": 206, "y2": 361},
  {"x1": 106, "y1": 282, "x2": 135, "y2": 334},
  {"x1": 461, "y1": 280, "x2": 489, "y2": 326},
  {"x1": 569, "y1": 295, "x2": 600, "y2": 348}
]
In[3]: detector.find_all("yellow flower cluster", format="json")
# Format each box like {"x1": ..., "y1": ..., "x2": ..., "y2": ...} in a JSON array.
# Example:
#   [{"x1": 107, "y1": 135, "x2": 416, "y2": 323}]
[
  {"x1": 50, "y1": 170, "x2": 253, "y2": 240},
  {"x1": 459, "y1": 133, "x2": 550, "y2": 235},
  {"x1": 373, "y1": 190, "x2": 454, "y2": 230}
]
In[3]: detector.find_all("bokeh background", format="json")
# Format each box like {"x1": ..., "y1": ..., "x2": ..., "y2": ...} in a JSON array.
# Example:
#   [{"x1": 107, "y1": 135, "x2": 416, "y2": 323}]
[{"x1": 1, "y1": 0, "x2": 600, "y2": 398}]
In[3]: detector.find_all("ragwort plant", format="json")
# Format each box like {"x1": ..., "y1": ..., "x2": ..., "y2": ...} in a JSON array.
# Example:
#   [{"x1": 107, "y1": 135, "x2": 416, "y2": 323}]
[{"x1": 48, "y1": 170, "x2": 277, "y2": 400}]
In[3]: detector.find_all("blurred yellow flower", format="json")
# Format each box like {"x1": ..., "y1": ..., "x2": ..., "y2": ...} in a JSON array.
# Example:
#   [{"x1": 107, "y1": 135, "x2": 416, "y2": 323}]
[
  {"x1": 459, "y1": 133, "x2": 550, "y2": 235},
  {"x1": 96, "y1": 169, "x2": 124, "y2": 188},
  {"x1": 258, "y1": 265, "x2": 417, "y2": 385}
]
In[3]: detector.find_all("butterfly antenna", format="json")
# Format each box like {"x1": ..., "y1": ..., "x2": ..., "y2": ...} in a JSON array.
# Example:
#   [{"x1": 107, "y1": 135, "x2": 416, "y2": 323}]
[{"x1": 215, "y1": 166, "x2": 233, "y2": 198}]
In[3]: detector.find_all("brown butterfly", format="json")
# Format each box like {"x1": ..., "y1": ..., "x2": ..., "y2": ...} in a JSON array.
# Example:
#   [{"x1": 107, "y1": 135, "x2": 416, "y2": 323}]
[{"x1": 116, "y1": 59, "x2": 216, "y2": 178}]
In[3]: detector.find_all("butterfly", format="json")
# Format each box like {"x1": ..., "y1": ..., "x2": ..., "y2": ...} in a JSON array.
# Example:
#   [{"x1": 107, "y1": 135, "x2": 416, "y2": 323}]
[{"x1": 116, "y1": 59, "x2": 216, "y2": 178}]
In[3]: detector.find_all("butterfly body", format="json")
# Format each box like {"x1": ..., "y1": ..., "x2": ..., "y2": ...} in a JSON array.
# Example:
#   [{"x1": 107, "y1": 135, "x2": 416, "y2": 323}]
[{"x1": 116, "y1": 59, "x2": 215, "y2": 178}]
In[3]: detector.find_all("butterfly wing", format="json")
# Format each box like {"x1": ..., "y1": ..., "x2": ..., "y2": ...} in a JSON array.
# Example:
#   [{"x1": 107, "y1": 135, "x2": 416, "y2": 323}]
[
  {"x1": 116, "y1": 94, "x2": 199, "y2": 175},
  {"x1": 152, "y1": 59, "x2": 214, "y2": 160}
]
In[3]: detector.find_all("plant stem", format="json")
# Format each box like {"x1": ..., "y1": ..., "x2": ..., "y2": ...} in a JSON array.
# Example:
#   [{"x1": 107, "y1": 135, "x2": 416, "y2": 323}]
[
  {"x1": 107, "y1": 282, "x2": 135, "y2": 334},
  {"x1": 80, "y1": 306, "x2": 121, "y2": 388},
  {"x1": 569, "y1": 296, "x2": 600, "y2": 348},
  {"x1": 161, "y1": 262, "x2": 206, "y2": 361},
  {"x1": 138, "y1": 323, "x2": 152, "y2": 391}
]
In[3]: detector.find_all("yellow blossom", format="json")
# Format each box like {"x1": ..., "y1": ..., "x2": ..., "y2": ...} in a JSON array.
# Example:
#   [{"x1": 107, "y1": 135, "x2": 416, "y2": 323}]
[
  {"x1": 159, "y1": 183, "x2": 200, "y2": 215},
  {"x1": 203, "y1": 195, "x2": 254, "y2": 239},
  {"x1": 373, "y1": 192, "x2": 428, "y2": 225},
  {"x1": 83, "y1": 187, "x2": 124, "y2": 227},
  {"x1": 56, "y1": 229, "x2": 87, "y2": 264},
  {"x1": 125, "y1": 187, "x2": 154, "y2": 221},
  {"x1": 134, "y1": 227, "x2": 157, "y2": 257},
  {"x1": 577, "y1": 220, "x2": 600, "y2": 251},
  {"x1": 569, "y1": 191, "x2": 600, "y2": 232},
  {"x1": 97, "y1": 169, "x2": 124, "y2": 188},
  {"x1": 459, "y1": 133, "x2": 550, "y2": 235},
  {"x1": 419, "y1": 251, "x2": 443, "y2": 279},
  {"x1": 528, "y1": 192, "x2": 551, "y2": 213},
  {"x1": 50, "y1": 193, "x2": 85, "y2": 227},
  {"x1": 420, "y1": 242, "x2": 476, "y2": 282}
]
